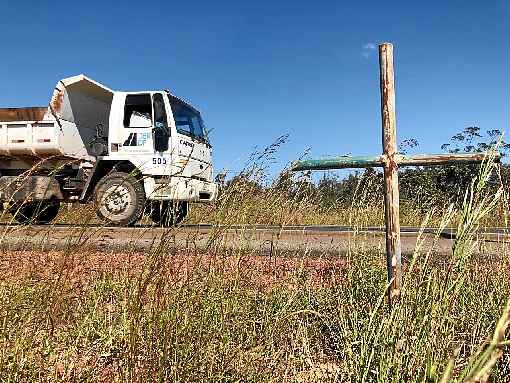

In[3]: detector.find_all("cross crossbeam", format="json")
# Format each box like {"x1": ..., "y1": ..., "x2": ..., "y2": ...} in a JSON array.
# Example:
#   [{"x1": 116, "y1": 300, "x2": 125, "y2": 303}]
[
  {"x1": 292, "y1": 43, "x2": 500, "y2": 306},
  {"x1": 292, "y1": 152, "x2": 490, "y2": 171}
]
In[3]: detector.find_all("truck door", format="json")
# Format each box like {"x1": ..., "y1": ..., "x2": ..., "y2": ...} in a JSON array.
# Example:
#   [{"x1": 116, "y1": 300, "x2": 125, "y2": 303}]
[
  {"x1": 168, "y1": 95, "x2": 213, "y2": 182},
  {"x1": 152, "y1": 93, "x2": 170, "y2": 153},
  {"x1": 151, "y1": 93, "x2": 172, "y2": 173},
  {"x1": 120, "y1": 94, "x2": 153, "y2": 153}
]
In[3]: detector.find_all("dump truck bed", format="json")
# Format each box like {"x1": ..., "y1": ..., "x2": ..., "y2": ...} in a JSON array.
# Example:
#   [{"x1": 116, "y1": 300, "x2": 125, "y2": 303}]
[
  {"x1": 0, "y1": 107, "x2": 47, "y2": 122},
  {"x1": 0, "y1": 75, "x2": 114, "y2": 162},
  {"x1": 0, "y1": 117, "x2": 89, "y2": 158}
]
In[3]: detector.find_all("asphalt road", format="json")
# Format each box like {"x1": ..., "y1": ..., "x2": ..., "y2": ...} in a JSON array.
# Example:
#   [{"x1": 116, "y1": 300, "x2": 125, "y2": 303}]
[
  {"x1": 3, "y1": 222, "x2": 510, "y2": 234},
  {"x1": 1, "y1": 223, "x2": 509, "y2": 255}
]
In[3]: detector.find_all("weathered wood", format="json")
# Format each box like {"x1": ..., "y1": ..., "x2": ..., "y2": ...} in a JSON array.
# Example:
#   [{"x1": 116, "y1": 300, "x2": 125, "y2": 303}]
[
  {"x1": 398, "y1": 152, "x2": 498, "y2": 166},
  {"x1": 291, "y1": 42, "x2": 501, "y2": 308},
  {"x1": 292, "y1": 155, "x2": 385, "y2": 171},
  {"x1": 291, "y1": 152, "x2": 497, "y2": 171},
  {"x1": 379, "y1": 43, "x2": 402, "y2": 304}
]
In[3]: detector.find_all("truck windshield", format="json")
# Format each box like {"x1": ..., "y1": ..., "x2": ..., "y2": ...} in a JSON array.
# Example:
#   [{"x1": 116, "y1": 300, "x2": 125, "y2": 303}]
[{"x1": 168, "y1": 95, "x2": 207, "y2": 141}]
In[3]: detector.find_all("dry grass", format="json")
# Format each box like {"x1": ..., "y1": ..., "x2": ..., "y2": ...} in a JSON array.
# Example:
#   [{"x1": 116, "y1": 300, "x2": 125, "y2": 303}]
[
  {"x1": 0, "y1": 250, "x2": 349, "y2": 291},
  {"x1": 1, "y1": 240, "x2": 509, "y2": 382},
  {"x1": 0, "y1": 145, "x2": 509, "y2": 381}
]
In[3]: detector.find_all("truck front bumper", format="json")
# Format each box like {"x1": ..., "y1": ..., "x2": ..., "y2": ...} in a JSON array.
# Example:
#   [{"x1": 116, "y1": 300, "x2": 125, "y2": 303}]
[{"x1": 144, "y1": 177, "x2": 218, "y2": 202}]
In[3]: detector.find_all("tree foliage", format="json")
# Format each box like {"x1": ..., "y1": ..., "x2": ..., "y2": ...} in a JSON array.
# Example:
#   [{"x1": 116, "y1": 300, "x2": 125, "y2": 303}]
[{"x1": 218, "y1": 127, "x2": 508, "y2": 213}]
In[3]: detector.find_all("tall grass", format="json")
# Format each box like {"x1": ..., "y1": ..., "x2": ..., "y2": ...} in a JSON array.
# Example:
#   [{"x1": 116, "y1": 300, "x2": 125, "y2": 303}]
[{"x1": 0, "y1": 146, "x2": 509, "y2": 381}]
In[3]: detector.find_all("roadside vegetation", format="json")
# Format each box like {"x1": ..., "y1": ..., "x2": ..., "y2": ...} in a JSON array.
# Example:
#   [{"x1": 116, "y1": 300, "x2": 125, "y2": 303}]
[
  {"x1": 35, "y1": 127, "x2": 510, "y2": 228},
  {"x1": 0, "y1": 129, "x2": 510, "y2": 381}
]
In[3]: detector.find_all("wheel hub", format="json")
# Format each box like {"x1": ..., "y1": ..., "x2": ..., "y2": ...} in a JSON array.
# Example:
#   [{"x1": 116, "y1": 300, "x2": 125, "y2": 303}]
[{"x1": 102, "y1": 184, "x2": 131, "y2": 215}]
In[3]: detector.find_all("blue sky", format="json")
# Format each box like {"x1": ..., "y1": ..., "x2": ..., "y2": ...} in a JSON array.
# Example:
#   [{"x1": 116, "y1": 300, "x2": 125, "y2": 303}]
[{"x1": 2, "y1": 0, "x2": 510, "y2": 176}]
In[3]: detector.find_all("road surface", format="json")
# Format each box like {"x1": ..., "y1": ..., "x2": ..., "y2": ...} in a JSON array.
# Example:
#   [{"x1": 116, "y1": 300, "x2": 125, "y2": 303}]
[{"x1": 1, "y1": 223, "x2": 509, "y2": 256}]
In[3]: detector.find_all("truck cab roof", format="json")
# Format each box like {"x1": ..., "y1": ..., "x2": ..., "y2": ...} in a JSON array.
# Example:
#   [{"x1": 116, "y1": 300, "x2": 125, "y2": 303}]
[{"x1": 56, "y1": 74, "x2": 201, "y2": 114}]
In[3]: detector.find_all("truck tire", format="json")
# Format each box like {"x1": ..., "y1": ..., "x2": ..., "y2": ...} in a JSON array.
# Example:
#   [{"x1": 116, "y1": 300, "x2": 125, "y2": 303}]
[
  {"x1": 34, "y1": 201, "x2": 60, "y2": 224},
  {"x1": 9, "y1": 201, "x2": 60, "y2": 225},
  {"x1": 149, "y1": 201, "x2": 188, "y2": 227},
  {"x1": 94, "y1": 172, "x2": 145, "y2": 226}
]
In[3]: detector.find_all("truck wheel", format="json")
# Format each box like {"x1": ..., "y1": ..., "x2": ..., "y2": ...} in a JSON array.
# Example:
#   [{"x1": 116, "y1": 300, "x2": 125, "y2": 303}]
[
  {"x1": 94, "y1": 172, "x2": 145, "y2": 226},
  {"x1": 34, "y1": 201, "x2": 60, "y2": 224},
  {"x1": 149, "y1": 201, "x2": 188, "y2": 227},
  {"x1": 174, "y1": 202, "x2": 188, "y2": 225},
  {"x1": 9, "y1": 202, "x2": 36, "y2": 224},
  {"x1": 9, "y1": 201, "x2": 60, "y2": 225},
  {"x1": 149, "y1": 201, "x2": 173, "y2": 227}
]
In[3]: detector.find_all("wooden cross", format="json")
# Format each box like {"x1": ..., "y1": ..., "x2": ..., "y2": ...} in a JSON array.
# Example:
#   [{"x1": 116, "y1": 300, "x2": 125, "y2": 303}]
[{"x1": 292, "y1": 43, "x2": 497, "y2": 305}]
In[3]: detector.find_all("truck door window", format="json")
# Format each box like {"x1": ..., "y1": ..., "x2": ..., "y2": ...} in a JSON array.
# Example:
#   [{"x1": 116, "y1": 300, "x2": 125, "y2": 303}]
[
  {"x1": 123, "y1": 94, "x2": 152, "y2": 128},
  {"x1": 153, "y1": 93, "x2": 169, "y2": 152}
]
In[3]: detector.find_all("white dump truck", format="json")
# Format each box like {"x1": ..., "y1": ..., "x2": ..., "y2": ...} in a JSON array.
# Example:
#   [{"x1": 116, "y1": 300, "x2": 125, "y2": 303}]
[{"x1": 0, "y1": 75, "x2": 217, "y2": 226}]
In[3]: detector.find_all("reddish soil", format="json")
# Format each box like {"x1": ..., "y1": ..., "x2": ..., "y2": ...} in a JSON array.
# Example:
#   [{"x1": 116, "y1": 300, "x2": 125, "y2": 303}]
[{"x1": 0, "y1": 249, "x2": 349, "y2": 290}]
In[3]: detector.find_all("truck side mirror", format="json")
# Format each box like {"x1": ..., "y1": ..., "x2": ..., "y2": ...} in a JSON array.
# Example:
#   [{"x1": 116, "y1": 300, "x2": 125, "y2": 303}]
[
  {"x1": 129, "y1": 112, "x2": 152, "y2": 128},
  {"x1": 154, "y1": 127, "x2": 169, "y2": 152}
]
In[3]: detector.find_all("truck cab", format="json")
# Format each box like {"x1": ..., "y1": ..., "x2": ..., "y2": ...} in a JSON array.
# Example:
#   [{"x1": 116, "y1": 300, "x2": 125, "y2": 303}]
[{"x1": 0, "y1": 75, "x2": 217, "y2": 226}]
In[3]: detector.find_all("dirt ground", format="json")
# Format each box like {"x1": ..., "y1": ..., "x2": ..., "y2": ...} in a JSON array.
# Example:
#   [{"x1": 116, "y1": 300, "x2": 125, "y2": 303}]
[
  {"x1": 0, "y1": 223, "x2": 509, "y2": 257},
  {"x1": 0, "y1": 249, "x2": 351, "y2": 291}
]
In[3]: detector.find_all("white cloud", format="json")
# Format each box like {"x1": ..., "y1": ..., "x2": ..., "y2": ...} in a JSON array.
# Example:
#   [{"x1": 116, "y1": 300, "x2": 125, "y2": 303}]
[{"x1": 362, "y1": 43, "x2": 376, "y2": 59}]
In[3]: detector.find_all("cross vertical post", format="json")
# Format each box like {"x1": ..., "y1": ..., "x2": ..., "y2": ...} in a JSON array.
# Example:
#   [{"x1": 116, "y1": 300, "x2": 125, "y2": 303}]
[
  {"x1": 291, "y1": 42, "x2": 500, "y2": 307},
  {"x1": 379, "y1": 43, "x2": 401, "y2": 304}
]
